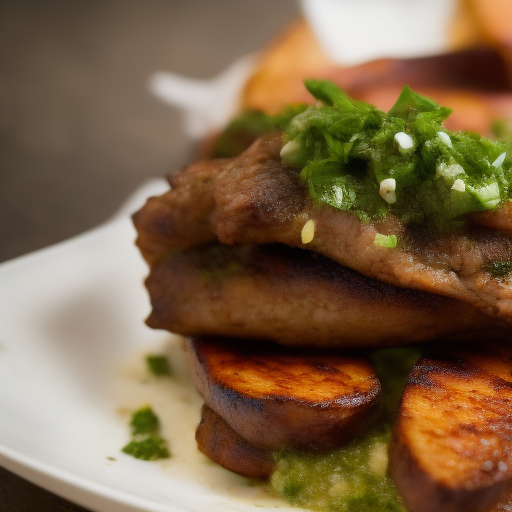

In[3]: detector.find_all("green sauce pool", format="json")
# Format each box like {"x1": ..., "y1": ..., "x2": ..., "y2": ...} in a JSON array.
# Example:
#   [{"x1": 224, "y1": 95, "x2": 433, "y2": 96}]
[
  {"x1": 271, "y1": 426, "x2": 405, "y2": 512},
  {"x1": 269, "y1": 348, "x2": 419, "y2": 511}
]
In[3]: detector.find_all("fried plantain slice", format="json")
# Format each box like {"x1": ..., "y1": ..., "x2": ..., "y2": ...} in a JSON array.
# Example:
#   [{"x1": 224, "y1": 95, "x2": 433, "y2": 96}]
[
  {"x1": 391, "y1": 342, "x2": 512, "y2": 512},
  {"x1": 185, "y1": 337, "x2": 381, "y2": 453},
  {"x1": 195, "y1": 404, "x2": 274, "y2": 479}
]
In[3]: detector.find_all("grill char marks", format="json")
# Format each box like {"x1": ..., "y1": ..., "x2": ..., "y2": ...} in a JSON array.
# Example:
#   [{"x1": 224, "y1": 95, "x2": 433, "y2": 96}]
[
  {"x1": 391, "y1": 343, "x2": 512, "y2": 512},
  {"x1": 146, "y1": 243, "x2": 506, "y2": 347},
  {"x1": 185, "y1": 337, "x2": 381, "y2": 453}
]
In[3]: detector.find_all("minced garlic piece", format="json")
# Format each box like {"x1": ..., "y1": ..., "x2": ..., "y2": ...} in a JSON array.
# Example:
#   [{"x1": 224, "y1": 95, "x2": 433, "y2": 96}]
[
  {"x1": 379, "y1": 178, "x2": 396, "y2": 204},
  {"x1": 280, "y1": 140, "x2": 301, "y2": 160},
  {"x1": 451, "y1": 179, "x2": 466, "y2": 192},
  {"x1": 301, "y1": 219, "x2": 316, "y2": 244},
  {"x1": 394, "y1": 131, "x2": 414, "y2": 153},
  {"x1": 437, "y1": 131, "x2": 453, "y2": 147},
  {"x1": 492, "y1": 152, "x2": 506, "y2": 168},
  {"x1": 369, "y1": 442, "x2": 388, "y2": 477}
]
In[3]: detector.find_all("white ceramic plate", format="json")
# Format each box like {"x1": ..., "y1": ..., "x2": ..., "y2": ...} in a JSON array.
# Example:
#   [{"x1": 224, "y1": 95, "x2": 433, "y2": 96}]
[{"x1": 0, "y1": 181, "x2": 295, "y2": 512}]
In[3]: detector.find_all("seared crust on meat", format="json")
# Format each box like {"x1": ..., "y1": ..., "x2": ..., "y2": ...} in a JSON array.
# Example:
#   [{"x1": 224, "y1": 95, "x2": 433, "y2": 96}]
[
  {"x1": 146, "y1": 243, "x2": 507, "y2": 347},
  {"x1": 471, "y1": 200, "x2": 512, "y2": 233},
  {"x1": 213, "y1": 136, "x2": 512, "y2": 324},
  {"x1": 391, "y1": 342, "x2": 512, "y2": 512},
  {"x1": 195, "y1": 404, "x2": 274, "y2": 479},
  {"x1": 133, "y1": 134, "x2": 512, "y2": 324},
  {"x1": 132, "y1": 158, "x2": 228, "y2": 266},
  {"x1": 185, "y1": 337, "x2": 381, "y2": 452}
]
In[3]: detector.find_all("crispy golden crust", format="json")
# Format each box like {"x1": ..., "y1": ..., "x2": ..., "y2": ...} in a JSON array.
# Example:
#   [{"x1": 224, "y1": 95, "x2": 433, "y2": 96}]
[
  {"x1": 391, "y1": 342, "x2": 512, "y2": 512},
  {"x1": 185, "y1": 337, "x2": 380, "y2": 452},
  {"x1": 195, "y1": 404, "x2": 274, "y2": 479}
]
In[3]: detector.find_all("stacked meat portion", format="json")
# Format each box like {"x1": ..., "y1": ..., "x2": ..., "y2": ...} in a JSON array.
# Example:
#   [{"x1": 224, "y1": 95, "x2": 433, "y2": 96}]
[{"x1": 133, "y1": 133, "x2": 512, "y2": 512}]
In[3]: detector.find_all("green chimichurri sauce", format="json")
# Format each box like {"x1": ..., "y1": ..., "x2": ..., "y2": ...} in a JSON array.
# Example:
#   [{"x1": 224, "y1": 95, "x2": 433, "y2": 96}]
[
  {"x1": 282, "y1": 80, "x2": 512, "y2": 231},
  {"x1": 122, "y1": 406, "x2": 170, "y2": 461},
  {"x1": 122, "y1": 435, "x2": 170, "y2": 461},
  {"x1": 146, "y1": 354, "x2": 172, "y2": 376},
  {"x1": 272, "y1": 426, "x2": 405, "y2": 512},
  {"x1": 216, "y1": 80, "x2": 512, "y2": 232},
  {"x1": 483, "y1": 260, "x2": 512, "y2": 278},
  {"x1": 129, "y1": 406, "x2": 160, "y2": 435},
  {"x1": 270, "y1": 348, "x2": 420, "y2": 512}
]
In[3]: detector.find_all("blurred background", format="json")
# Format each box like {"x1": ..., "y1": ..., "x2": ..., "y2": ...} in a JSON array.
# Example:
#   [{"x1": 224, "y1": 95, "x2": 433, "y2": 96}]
[
  {"x1": 0, "y1": 0, "x2": 299, "y2": 264},
  {"x1": 0, "y1": 1, "x2": 298, "y2": 510},
  {"x1": 2, "y1": 0, "x2": 512, "y2": 510}
]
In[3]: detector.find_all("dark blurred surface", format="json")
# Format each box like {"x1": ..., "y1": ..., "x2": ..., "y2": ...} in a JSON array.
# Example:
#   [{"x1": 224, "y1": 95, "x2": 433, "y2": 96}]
[
  {"x1": 0, "y1": 0, "x2": 299, "y2": 264},
  {"x1": 0, "y1": 0, "x2": 299, "y2": 510}
]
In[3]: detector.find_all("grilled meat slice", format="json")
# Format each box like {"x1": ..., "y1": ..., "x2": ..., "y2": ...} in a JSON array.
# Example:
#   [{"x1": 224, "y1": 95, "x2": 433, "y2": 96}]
[
  {"x1": 195, "y1": 404, "x2": 274, "y2": 479},
  {"x1": 471, "y1": 200, "x2": 512, "y2": 233},
  {"x1": 133, "y1": 134, "x2": 512, "y2": 324},
  {"x1": 391, "y1": 342, "x2": 512, "y2": 512},
  {"x1": 146, "y1": 243, "x2": 506, "y2": 347},
  {"x1": 491, "y1": 489, "x2": 512, "y2": 512},
  {"x1": 212, "y1": 135, "x2": 512, "y2": 324},
  {"x1": 132, "y1": 158, "x2": 228, "y2": 266},
  {"x1": 185, "y1": 337, "x2": 381, "y2": 452}
]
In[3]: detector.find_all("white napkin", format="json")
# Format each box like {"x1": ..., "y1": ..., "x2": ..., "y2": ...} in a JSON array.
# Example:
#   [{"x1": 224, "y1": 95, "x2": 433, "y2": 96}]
[
  {"x1": 148, "y1": 55, "x2": 256, "y2": 140},
  {"x1": 300, "y1": 0, "x2": 459, "y2": 66}
]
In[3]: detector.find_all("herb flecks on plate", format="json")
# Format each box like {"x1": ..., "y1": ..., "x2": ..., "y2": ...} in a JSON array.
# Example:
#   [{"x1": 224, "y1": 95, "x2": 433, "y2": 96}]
[
  {"x1": 122, "y1": 406, "x2": 170, "y2": 461},
  {"x1": 146, "y1": 354, "x2": 172, "y2": 376}
]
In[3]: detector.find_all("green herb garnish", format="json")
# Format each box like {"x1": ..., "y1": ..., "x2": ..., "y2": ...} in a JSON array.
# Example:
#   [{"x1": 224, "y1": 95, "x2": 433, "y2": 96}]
[
  {"x1": 122, "y1": 435, "x2": 170, "y2": 461},
  {"x1": 146, "y1": 355, "x2": 171, "y2": 376},
  {"x1": 282, "y1": 80, "x2": 512, "y2": 231},
  {"x1": 212, "y1": 104, "x2": 308, "y2": 158},
  {"x1": 483, "y1": 260, "x2": 512, "y2": 278},
  {"x1": 374, "y1": 233, "x2": 398, "y2": 248},
  {"x1": 122, "y1": 406, "x2": 170, "y2": 460},
  {"x1": 129, "y1": 406, "x2": 160, "y2": 436}
]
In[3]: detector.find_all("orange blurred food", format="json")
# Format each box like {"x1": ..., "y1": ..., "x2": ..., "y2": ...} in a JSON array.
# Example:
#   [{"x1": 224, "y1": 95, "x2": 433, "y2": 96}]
[{"x1": 239, "y1": 4, "x2": 512, "y2": 136}]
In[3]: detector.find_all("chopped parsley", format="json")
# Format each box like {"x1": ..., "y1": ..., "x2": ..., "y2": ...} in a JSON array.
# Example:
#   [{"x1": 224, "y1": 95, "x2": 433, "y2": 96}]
[
  {"x1": 146, "y1": 355, "x2": 172, "y2": 376},
  {"x1": 281, "y1": 80, "x2": 512, "y2": 231},
  {"x1": 212, "y1": 105, "x2": 308, "y2": 158},
  {"x1": 374, "y1": 233, "x2": 398, "y2": 248},
  {"x1": 129, "y1": 406, "x2": 160, "y2": 436},
  {"x1": 122, "y1": 406, "x2": 170, "y2": 461},
  {"x1": 122, "y1": 436, "x2": 170, "y2": 461},
  {"x1": 483, "y1": 260, "x2": 512, "y2": 278}
]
